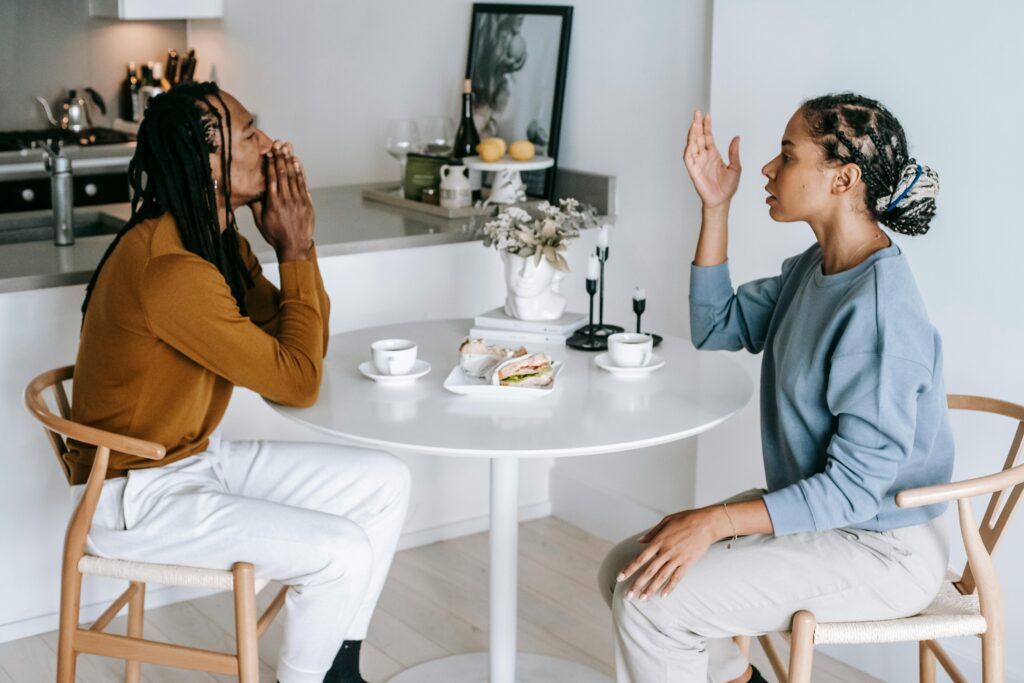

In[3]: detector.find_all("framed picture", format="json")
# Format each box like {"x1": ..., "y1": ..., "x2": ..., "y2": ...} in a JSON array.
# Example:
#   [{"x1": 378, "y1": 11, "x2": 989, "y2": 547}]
[{"x1": 466, "y1": 3, "x2": 573, "y2": 200}]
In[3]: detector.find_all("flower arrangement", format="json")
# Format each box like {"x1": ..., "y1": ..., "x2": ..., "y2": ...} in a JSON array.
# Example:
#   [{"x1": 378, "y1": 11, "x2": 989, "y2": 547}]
[{"x1": 481, "y1": 198, "x2": 597, "y2": 272}]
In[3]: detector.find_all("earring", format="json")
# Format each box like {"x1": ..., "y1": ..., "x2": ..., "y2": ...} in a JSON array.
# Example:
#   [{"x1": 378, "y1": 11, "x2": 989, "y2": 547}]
[{"x1": 213, "y1": 179, "x2": 218, "y2": 190}]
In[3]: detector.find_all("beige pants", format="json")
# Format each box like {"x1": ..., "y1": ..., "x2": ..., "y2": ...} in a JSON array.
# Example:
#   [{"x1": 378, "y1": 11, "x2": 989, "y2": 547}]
[{"x1": 598, "y1": 490, "x2": 949, "y2": 683}]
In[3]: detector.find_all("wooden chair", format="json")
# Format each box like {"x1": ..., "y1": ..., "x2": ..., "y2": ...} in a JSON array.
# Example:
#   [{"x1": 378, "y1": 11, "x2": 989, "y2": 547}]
[
  {"x1": 25, "y1": 365, "x2": 289, "y2": 683},
  {"x1": 734, "y1": 394, "x2": 1024, "y2": 683}
]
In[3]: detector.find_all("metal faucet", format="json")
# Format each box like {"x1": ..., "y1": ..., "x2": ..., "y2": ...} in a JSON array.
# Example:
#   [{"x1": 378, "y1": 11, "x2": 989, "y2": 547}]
[{"x1": 39, "y1": 141, "x2": 74, "y2": 246}]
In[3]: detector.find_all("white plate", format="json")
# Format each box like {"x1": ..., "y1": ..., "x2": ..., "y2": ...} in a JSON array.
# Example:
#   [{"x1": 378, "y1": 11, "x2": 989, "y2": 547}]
[
  {"x1": 443, "y1": 362, "x2": 563, "y2": 398},
  {"x1": 358, "y1": 359, "x2": 431, "y2": 385},
  {"x1": 594, "y1": 353, "x2": 665, "y2": 378},
  {"x1": 460, "y1": 154, "x2": 555, "y2": 172}
]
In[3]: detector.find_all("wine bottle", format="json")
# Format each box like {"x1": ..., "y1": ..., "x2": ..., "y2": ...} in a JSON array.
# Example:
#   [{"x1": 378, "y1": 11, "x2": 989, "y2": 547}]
[
  {"x1": 120, "y1": 62, "x2": 140, "y2": 121},
  {"x1": 452, "y1": 78, "x2": 482, "y2": 198},
  {"x1": 453, "y1": 79, "x2": 481, "y2": 157},
  {"x1": 165, "y1": 49, "x2": 179, "y2": 88}
]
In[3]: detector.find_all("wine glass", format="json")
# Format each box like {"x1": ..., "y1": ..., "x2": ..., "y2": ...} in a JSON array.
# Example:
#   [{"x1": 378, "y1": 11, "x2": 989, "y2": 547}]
[
  {"x1": 418, "y1": 117, "x2": 455, "y2": 155},
  {"x1": 384, "y1": 119, "x2": 422, "y2": 192}
]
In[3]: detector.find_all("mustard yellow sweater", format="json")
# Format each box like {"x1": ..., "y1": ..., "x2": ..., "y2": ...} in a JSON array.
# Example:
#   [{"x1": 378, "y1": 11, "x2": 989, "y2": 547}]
[{"x1": 67, "y1": 212, "x2": 329, "y2": 484}]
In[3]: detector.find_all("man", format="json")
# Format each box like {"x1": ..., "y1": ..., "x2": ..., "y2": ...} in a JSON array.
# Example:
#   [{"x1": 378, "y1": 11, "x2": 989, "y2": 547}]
[{"x1": 68, "y1": 81, "x2": 409, "y2": 683}]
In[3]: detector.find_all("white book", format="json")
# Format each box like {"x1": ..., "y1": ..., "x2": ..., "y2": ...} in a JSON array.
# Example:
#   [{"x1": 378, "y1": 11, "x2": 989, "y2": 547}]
[
  {"x1": 468, "y1": 327, "x2": 568, "y2": 347},
  {"x1": 473, "y1": 307, "x2": 588, "y2": 336}
]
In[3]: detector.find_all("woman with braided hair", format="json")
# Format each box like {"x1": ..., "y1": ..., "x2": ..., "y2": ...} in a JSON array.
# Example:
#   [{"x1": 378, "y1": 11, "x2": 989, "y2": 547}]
[
  {"x1": 599, "y1": 93, "x2": 951, "y2": 683},
  {"x1": 68, "y1": 82, "x2": 410, "y2": 683}
]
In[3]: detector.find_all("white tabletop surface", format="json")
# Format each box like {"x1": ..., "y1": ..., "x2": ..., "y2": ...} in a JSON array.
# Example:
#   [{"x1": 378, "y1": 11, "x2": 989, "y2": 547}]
[{"x1": 269, "y1": 319, "x2": 753, "y2": 458}]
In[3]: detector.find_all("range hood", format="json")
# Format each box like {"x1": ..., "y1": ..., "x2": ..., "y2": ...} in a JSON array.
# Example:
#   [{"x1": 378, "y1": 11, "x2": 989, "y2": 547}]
[{"x1": 89, "y1": 0, "x2": 223, "y2": 20}]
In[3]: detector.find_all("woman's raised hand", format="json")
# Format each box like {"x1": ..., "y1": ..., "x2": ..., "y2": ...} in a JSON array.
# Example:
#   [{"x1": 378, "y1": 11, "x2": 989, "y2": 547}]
[{"x1": 683, "y1": 111, "x2": 741, "y2": 209}]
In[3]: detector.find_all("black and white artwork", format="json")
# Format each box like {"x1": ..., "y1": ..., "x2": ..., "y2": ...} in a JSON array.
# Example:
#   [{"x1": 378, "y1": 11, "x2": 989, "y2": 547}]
[{"x1": 467, "y1": 4, "x2": 572, "y2": 199}]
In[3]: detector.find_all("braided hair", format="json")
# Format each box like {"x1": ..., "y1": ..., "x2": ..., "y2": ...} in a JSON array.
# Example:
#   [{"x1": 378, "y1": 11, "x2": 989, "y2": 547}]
[
  {"x1": 800, "y1": 93, "x2": 939, "y2": 236},
  {"x1": 81, "y1": 81, "x2": 253, "y2": 318}
]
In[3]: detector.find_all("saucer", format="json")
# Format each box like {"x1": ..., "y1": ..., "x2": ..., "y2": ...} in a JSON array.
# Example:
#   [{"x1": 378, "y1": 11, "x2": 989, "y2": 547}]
[
  {"x1": 358, "y1": 359, "x2": 431, "y2": 385},
  {"x1": 594, "y1": 353, "x2": 664, "y2": 377}
]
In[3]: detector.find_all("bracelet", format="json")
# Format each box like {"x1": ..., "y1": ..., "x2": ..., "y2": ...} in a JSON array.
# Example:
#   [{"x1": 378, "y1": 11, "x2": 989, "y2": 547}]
[{"x1": 721, "y1": 502, "x2": 739, "y2": 549}]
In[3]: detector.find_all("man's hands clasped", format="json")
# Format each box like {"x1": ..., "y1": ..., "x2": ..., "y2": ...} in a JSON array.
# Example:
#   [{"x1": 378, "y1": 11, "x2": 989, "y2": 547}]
[{"x1": 250, "y1": 140, "x2": 315, "y2": 262}]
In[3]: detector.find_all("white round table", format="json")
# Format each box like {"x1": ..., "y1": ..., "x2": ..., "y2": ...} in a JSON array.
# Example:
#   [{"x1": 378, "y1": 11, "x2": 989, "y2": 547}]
[{"x1": 268, "y1": 318, "x2": 752, "y2": 683}]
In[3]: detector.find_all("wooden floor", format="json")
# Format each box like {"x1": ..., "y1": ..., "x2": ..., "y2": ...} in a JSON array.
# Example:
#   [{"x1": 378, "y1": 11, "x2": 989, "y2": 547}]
[{"x1": 0, "y1": 516, "x2": 879, "y2": 682}]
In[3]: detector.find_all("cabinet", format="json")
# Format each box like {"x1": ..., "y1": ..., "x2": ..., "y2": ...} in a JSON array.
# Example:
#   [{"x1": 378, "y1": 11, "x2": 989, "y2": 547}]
[{"x1": 89, "y1": 0, "x2": 223, "y2": 20}]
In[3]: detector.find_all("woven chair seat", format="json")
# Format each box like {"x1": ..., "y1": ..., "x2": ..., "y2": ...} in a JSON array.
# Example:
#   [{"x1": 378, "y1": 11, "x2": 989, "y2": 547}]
[
  {"x1": 79, "y1": 555, "x2": 271, "y2": 593},
  {"x1": 811, "y1": 573, "x2": 987, "y2": 645}
]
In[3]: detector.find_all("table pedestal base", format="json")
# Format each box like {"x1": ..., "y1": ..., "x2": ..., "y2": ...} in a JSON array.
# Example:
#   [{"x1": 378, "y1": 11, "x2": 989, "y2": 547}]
[{"x1": 386, "y1": 653, "x2": 612, "y2": 683}]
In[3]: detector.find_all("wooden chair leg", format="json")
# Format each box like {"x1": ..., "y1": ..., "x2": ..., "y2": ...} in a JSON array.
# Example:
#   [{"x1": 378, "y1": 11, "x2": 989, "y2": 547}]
[
  {"x1": 758, "y1": 634, "x2": 789, "y2": 683},
  {"x1": 733, "y1": 635, "x2": 751, "y2": 657},
  {"x1": 124, "y1": 582, "x2": 145, "y2": 683},
  {"x1": 56, "y1": 562, "x2": 82, "y2": 683},
  {"x1": 919, "y1": 640, "x2": 936, "y2": 683},
  {"x1": 787, "y1": 611, "x2": 816, "y2": 683},
  {"x1": 981, "y1": 628, "x2": 1004, "y2": 683},
  {"x1": 233, "y1": 563, "x2": 260, "y2": 683}
]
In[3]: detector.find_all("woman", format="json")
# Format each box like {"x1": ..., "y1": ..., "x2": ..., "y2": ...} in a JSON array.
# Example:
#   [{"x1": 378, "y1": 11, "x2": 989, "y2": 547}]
[
  {"x1": 69, "y1": 82, "x2": 409, "y2": 683},
  {"x1": 599, "y1": 93, "x2": 953, "y2": 683}
]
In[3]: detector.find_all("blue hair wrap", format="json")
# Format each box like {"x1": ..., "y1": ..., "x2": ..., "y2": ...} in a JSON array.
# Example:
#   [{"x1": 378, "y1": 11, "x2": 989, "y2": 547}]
[{"x1": 883, "y1": 164, "x2": 923, "y2": 213}]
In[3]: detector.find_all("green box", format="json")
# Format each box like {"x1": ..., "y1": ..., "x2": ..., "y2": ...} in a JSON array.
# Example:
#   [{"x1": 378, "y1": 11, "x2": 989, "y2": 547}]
[{"x1": 404, "y1": 152, "x2": 461, "y2": 201}]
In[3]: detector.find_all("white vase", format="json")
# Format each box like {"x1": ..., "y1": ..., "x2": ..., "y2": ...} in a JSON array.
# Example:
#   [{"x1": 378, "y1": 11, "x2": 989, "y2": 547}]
[{"x1": 501, "y1": 251, "x2": 567, "y2": 321}]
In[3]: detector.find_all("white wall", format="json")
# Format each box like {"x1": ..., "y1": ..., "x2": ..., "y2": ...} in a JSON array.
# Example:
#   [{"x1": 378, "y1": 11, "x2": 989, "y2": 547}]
[
  {"x1": 706, "y1": 1, "x2": 1024, "y2": 681},
  {"x1": 0, "y1": 0, "x2": 186, "y2": 129},
  {"x1": 189, "y1": 0, "x2": 716, "y2": 542}
]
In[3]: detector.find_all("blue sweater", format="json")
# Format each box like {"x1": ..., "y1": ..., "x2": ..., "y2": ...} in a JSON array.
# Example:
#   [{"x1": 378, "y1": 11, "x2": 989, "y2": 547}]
[{"x1": 690, "y1": 240, "x2": 954, "y2": 535}]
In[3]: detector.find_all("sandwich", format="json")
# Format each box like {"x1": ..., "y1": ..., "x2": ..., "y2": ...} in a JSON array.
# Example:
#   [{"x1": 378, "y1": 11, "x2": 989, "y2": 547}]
[
  {"x1": 459, "y1": 338, "x2": 526, "y2": 378},
  {"x1": 495, "y1": 352, "x2": 555, "y2": 388}
]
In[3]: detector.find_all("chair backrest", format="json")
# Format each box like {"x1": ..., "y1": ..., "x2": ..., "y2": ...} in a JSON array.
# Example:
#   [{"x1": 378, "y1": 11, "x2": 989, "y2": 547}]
[
  {"x1": 946, "y1": 395, "x2": 1024, "y2": 594},
  {"x1": 25, "y1": 365, "x2": 166, "y2": 561},
  {"x1": 24, "y1": 365, "x2": 167, "y2": 484}
]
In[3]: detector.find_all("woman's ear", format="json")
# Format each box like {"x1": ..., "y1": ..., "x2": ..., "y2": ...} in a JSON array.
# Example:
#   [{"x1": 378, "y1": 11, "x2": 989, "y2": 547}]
[{"x1": 832, "y1": 162, "x2": 862, "y2": 196}]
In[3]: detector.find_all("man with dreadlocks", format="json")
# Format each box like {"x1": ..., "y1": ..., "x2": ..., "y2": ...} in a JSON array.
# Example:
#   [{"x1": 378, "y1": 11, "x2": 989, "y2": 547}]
[{"x1": 66, "y1": 82, "x2": 409, "y2": 683}]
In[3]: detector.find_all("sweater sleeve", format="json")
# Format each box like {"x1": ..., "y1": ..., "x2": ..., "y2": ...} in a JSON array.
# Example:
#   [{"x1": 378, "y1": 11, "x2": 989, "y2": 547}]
[
  {"x1": 140, "y1": 252, "x2": 324, "y2": 407},
  {"x1": 762, "y1": 352, "x2": 933, "y2": 535},
  {"x1": 689, "y1": 254, "x2": 799, "y2": 353},
  {"x1": 238, "y1": 235, "x2": 331, "y2": 355}
]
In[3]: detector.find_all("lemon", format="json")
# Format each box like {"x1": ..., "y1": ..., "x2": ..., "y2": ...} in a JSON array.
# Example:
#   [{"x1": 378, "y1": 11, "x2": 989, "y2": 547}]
[
  {"x1": 509, "y1": 140, "x2": 535, "y2": 161},
  {"x1": 477, "y1": 137, "x2": 506, "y2": 162}
]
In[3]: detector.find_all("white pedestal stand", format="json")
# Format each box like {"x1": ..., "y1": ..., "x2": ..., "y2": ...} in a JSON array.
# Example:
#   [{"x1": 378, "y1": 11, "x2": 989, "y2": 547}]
[
  {"x1": 462, "y1": 155, "x2": 555, "y2": 205},
  {"x1": 387, "y1": 457, "x2": 611, "y2": 683}
]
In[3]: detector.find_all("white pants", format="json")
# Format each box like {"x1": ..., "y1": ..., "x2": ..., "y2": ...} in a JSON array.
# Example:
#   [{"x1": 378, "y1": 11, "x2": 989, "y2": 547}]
[
  {"x1": 76, "y1": 435, "x2": 411, "y2": 683},
  {"x1": 598, "y1": 490, "x2": 949, "y2": 683}
]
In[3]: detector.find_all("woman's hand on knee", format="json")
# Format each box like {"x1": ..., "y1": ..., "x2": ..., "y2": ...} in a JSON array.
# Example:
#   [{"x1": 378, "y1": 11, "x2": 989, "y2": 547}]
[{"x1": 617, "y1": 508, "x2": 726, "y2": 601}]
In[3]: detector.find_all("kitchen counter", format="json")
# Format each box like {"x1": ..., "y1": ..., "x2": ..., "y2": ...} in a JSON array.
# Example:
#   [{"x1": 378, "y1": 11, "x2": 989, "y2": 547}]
[{"x1": 0, "y1": 184, "x2": 485, "y2": 293}]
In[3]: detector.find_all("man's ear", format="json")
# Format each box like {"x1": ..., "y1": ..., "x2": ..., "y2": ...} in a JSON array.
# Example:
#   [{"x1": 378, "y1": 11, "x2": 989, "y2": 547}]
[{"x1": 832, "y1": 162, "x2": 862, "y2": 196}]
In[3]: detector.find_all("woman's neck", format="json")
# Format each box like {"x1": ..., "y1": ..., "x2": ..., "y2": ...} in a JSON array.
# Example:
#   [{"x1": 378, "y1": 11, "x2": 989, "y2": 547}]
[{"x1": 810, "y1": 213, "x2": 889, "y2": 275}]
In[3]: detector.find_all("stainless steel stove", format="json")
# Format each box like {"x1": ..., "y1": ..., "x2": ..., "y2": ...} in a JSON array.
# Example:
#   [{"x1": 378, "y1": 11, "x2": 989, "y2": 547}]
[{"x1": 0, "y1": 127, "x2": 135, "y2": 215}]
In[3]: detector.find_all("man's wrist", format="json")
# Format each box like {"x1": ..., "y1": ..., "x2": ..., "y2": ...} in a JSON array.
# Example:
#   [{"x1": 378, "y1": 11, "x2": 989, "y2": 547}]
[{"x1": 277, "y1": 241, "x2": 313, "y2": 262}]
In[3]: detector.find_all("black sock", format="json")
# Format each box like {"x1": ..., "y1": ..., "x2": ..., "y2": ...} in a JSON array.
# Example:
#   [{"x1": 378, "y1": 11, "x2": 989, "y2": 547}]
[
  {"x1": 748, "y1": 664, "x2": 769, "y2": 683},
  {"x1": 323, "y1": 639, "x2": 366, "y2": 683}
]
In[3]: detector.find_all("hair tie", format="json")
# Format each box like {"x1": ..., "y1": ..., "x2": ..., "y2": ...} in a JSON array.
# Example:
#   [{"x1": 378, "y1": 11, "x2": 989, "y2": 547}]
[{"x1": 884, "y1": 164, "x2": 923, "y2": 213}]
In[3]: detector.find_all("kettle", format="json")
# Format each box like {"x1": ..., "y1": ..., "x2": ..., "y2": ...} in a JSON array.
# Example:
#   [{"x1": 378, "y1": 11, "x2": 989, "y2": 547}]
[{"x1": 36, "y1": 88, "x2": 107, "y2": 132}]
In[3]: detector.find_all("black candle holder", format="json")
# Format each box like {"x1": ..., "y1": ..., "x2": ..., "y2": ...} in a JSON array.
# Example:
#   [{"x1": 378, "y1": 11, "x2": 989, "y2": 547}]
[
  {"x1": 576, "y1": 246, "x2": 624, "y2": 339},
  {"x1": 567, "y1": 277, "x2": 608, "y2": 351},
  {"x1": 633, "y1": 296, "x2": 663, "y2": 347}
]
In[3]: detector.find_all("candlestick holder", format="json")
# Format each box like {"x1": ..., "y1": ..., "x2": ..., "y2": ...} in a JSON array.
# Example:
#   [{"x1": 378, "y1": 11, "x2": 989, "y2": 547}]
[
  {"x1": 633, "y1": 297, "x2": 663, "y2": 347},
  {"x1": 567, "y1": 277, "x2": 608, "y2": 351},
  {"x1": 575, "y1": 246, "x2": 624, "y2": 339}
]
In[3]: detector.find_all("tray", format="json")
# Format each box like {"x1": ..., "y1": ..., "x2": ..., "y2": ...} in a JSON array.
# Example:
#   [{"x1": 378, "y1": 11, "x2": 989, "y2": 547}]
[
  {"x1": 443, "y1": 362, "x2": 564, "y2": 398},
  {"x1": 361, "y1": 185, "x2": 496, "y2": 219}
]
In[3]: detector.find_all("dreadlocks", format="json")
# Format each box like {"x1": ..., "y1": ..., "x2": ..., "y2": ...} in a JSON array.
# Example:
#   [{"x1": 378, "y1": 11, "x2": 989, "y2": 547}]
[
  {"x1": 800, "y1": 93, "x2": 939, "y2": 236},
  {"x1": 81, "y1": 81, "x2": 253, "y2": 318}
]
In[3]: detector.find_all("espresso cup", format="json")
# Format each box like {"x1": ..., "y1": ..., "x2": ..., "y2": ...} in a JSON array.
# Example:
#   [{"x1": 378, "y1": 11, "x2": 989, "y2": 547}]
[
  {"x1": 607, "y1": 332, "x2": 653, "y2": 368},
  {"x1": 371, "y1": 339, "x2": 418, "y2": 375}
]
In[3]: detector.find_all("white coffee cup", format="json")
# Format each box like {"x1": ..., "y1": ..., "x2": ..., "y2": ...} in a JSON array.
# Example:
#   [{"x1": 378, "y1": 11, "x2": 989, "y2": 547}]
[
  {"x1": 607, "y1": 332, "x2": 653, "y2": 368},
  {"x1": 371, "y1": 339, "x2": 418, "y2": 375}
]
